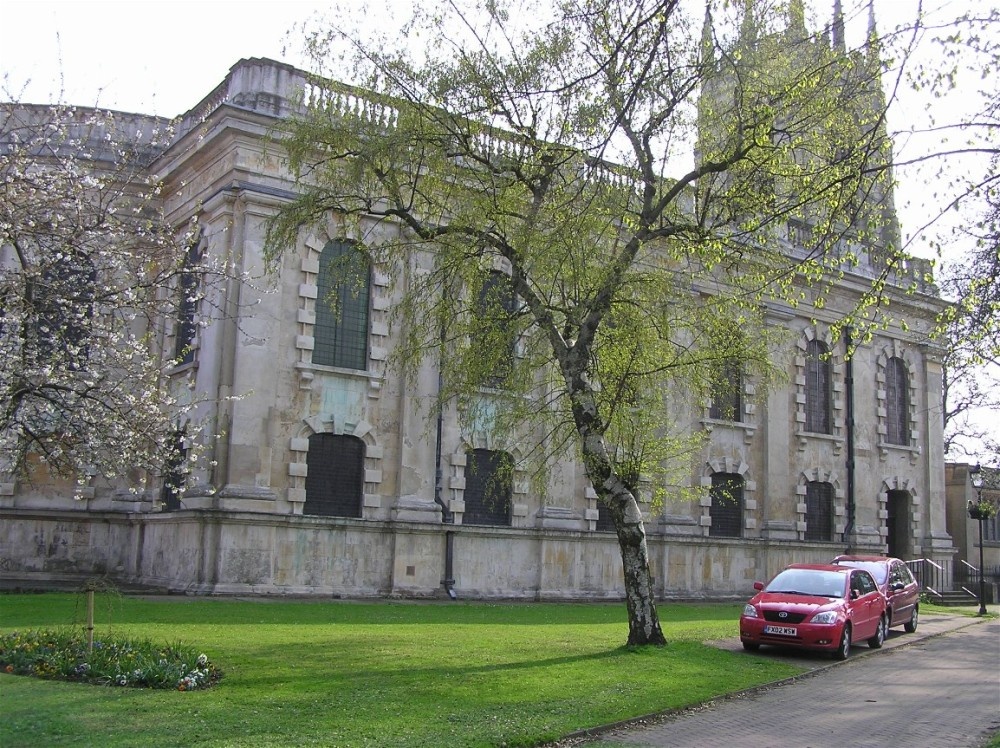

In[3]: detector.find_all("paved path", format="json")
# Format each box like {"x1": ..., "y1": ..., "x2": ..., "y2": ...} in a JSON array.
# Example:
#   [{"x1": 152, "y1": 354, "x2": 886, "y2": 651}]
[{"x1": 570, "y1": 613, "x2": 1000, "y2": 748}]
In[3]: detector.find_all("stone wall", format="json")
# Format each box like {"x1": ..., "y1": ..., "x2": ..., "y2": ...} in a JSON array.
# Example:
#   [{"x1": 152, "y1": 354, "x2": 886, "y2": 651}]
[{"x1": 1, "y1": 508, "x2": 921, "y2": 601}]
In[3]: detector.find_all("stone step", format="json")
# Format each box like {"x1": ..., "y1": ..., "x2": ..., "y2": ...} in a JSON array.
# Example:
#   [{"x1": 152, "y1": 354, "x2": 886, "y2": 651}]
[{"x1": 929, "y1": 589, "x2": 982, "y2": 606}]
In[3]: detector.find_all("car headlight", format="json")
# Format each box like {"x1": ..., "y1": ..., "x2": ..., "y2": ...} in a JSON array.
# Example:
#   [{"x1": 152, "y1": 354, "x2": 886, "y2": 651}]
[
  {"x1": 742, "y1": 604, "x2": 758, "y2": 618},
  {"x1": 809, "y1": 611, "x2": 838, "y2": 624}
]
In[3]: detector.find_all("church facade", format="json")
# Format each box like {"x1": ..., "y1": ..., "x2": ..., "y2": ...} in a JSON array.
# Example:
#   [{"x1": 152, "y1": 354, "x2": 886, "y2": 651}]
[{"x1": 0, "y1": 13, "x2": 956, "y2": 600}]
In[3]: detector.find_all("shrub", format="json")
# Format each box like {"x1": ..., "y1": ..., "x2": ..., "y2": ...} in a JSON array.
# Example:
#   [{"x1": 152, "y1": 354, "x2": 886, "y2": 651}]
[{"x1": 0, "y1": 629, "x2": 221, "y2": 690}]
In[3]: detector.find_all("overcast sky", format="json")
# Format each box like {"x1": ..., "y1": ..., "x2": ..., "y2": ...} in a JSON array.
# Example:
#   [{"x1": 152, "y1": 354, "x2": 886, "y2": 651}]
[
  {"x1": 0, "y1": 0, "x2": 989, "y2": 263},
  {"x1": 3, "y1": 0, "x2": 932, "y2": 116}
]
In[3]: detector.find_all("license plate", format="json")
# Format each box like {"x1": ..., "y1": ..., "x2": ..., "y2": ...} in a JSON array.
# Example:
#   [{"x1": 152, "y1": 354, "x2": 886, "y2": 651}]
[{"x1": 763, "y1": 625, "x2": 797, "y2": 636}]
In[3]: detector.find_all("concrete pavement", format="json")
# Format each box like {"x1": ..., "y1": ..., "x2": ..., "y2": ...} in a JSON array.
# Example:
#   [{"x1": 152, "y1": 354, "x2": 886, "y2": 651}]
[{"x1": 560, "y1": 610, "x2": 1000, "y2": 748}]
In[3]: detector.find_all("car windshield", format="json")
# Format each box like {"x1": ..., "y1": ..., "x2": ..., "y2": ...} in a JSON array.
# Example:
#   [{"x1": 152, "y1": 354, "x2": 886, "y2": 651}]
[
  {"x1": 765, "y1": 569, "x2": 845, "y2": 598},
  {"x1": 835, "y1": 560, "x2": 887, "y2": 584}
]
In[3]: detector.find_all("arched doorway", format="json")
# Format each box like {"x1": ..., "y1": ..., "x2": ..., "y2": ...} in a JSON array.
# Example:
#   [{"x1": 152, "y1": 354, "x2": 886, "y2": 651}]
[{"x1": 886, "y1": 490, "x2": 912, "y2": 558}]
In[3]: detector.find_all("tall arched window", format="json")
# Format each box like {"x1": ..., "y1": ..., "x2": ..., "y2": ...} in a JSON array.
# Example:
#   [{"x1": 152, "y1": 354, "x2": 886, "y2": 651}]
[
  {"x1": 463, "y1": 449, "x2": 512, "y2": 526},
  {"x1": 304, "y1": 433, "x2": 365, "y2": 518},
  {"x1": 174, "y1": 241, "x2": 202, "y2": 365},
  {"x1": 709, "y1": 473, "x2": 744, "y2": 538},
  {"x1": 805, "y1": 339, "x2": 831, "y2": 434},
  {"x1": 474, "y1": 270, "x2": 517, "y2": 388},
  {"x1": 35, "y1": 251, "x2": 95, "y2": 369},
  {"x1": 710, "y1": 359, "x2": 743, "y2": 422},
  {"x1": 804, "y1": 481, "x2": 834, "y2": 541},
  {"x1": 885, "y1": 357, "x2": 908, "y2": 445},
  {"x1": 314, "y1": 241, "x2": 370, "y2": 370}
]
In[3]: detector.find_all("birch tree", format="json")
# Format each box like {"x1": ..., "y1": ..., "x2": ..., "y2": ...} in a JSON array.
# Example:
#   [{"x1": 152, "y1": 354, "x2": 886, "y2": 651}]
[{"x1": 268, "y1": 0, "x2": 902, "y2": 645}]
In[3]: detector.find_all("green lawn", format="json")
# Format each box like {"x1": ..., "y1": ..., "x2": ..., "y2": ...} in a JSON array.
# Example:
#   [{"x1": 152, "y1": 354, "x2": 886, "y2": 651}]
[{"x1": 0, "y1": 593, "x2": 802, "y2": 747}]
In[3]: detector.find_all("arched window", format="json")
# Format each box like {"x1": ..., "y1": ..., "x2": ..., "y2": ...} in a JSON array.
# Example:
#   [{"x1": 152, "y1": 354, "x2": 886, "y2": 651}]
[
  {"x1": 709, "y1": 473, "x2": 744, "y2": 538},
  {"x1": 174, "y1": 241, "x2": 202, "y2": 365},
  {"x1": 304, "y1": 433, "x2": 365, "y2": 518},
  {"x1": 463, "y1": 449, "x2": 512, "y2": 526},
  {"x1": 159, "y1": 430, "x2": 187, "y2": 512},
  {"x1": 710, "y1": 359, "x2": 743, "y2": 422},
  {"x1": 314, "y1": 241, "x2": 370, "y2": 370},
  {"x1": 804, "y1": 481, "x2": 834, "y2": 541},
  {"x1": 885, "y1": 357, "x2": 908, "y2": 445},
  {"x1": 805, "y1": 339, "x2": 831, "y2": 434},
  {"x1": 35, "y1": 251, "x2": 95, "y2": 369},
  {"x1": 474, "y1": 270, "x2": 516, "y2": 388}
]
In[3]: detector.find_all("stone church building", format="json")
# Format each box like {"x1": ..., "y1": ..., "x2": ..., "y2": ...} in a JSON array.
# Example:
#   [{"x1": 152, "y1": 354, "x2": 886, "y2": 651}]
[{"x1": 0, "y1": 8, "x2": 957, "y2": 600}]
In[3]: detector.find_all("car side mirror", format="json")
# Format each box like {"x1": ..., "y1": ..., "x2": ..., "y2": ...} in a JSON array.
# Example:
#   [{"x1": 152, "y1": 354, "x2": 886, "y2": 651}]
[
  {"x1": 890, "y1": 582, "x2": 904, "y2": 592},
  {"x1": 753, "y1": 581, "x2": 764, "y2": 591},
  {"x1": 850, "y1": 589, "x2": 860, "y2": 600}
]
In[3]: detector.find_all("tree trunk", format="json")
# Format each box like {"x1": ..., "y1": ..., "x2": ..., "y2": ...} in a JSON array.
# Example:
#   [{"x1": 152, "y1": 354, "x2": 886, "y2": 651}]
[
  {"x1": 566, "y1": 367, "x2": 666, "y2": 646},
  {"x1": 615, "y1": 505, "x2": 667, "y2": 646}
]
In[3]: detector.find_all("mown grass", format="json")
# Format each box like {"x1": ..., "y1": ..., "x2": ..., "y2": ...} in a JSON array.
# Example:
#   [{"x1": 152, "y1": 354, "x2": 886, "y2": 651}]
[{"x1": 0, "y1": 593, "x2": 803, "y2": 747}]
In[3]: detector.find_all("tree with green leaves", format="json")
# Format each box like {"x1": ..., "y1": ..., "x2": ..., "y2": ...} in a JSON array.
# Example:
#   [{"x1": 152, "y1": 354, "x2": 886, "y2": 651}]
[
  {"x1": 267, "y1": 0, "x2": 905, "y2": 645},
  {"x1": 886, "y1": 2, "x2": 999, "y2": 461}
]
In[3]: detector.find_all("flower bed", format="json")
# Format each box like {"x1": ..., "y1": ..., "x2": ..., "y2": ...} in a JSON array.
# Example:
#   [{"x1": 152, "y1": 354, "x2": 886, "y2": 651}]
[{"x1": 0, "y1": 629, "x2": 221, "y2": 690}]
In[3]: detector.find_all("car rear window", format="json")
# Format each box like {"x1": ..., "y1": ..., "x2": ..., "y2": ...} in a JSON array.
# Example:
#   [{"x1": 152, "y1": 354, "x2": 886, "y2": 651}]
[{"x1": 834, "y1": 560, "x2": 887, "y2": 584}]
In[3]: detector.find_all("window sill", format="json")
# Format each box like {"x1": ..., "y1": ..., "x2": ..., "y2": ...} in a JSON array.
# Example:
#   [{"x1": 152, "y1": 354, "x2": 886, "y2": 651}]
[
  {"x1": 296, "y1": 362, "x2": 383, "y2": 394},
  {"x1": 167, "y1": 360, "x2": 199, "y2": 377}
]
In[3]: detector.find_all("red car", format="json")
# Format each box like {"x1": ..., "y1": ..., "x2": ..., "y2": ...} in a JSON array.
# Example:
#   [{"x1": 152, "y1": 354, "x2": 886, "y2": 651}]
[
  {"x1": 831, "y1": 555, "x2": 920, "y2": 633},
  {"x1": 739, "y1": 563, "x2": 888, "y2": 660}
]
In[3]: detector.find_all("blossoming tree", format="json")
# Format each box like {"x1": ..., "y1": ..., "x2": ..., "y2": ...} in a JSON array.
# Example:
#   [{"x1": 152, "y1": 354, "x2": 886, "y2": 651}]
[{"x1": 0, "y1": 102, "x2": 235, "y2": 493}]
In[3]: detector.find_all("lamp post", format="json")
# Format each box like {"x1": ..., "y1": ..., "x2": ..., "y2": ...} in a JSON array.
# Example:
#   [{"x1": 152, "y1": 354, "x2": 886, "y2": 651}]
[{"x1": 968, "y1": 464, "x2": 989, "y2": 616}]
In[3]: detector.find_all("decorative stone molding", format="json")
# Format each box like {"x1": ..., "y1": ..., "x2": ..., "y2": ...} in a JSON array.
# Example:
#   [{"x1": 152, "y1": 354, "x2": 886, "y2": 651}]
[
  {"x1": 287, "y1": 416, "x2": 385, "y2": 515},
  {"x1": 880, "y1": 475, "x2": 922, "y2": 549},
  {"x1": 295, "y1": 224, "x2": 390, "y2": 394},
  {"x1": 447, "y1": 439, "x2": 527, "y2": 526},
  {"x1": 794, "y1": 468, "x2": 844, "y2": 540},
  {"x1": 701, "y1": 456, "x2": 756, "y2": 537}
]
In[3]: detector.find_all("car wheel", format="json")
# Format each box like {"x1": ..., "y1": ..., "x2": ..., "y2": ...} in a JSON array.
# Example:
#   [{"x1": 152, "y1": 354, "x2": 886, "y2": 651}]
[
  {"x1": 834, "y1": 624, "x2": 851, "y2": 660},
  {"x1": 904, "y1": 607, "x2": 918, "y2": 634},
  {"x1": 868, "y1": 615, "x2": 886, "y2": 649},
  {"x1": 742, "y1": 641, "x2": 760, "y2": 651}
]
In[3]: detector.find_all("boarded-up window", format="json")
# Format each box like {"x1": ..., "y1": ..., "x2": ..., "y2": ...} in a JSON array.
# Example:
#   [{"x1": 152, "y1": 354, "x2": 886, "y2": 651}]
[
  {"x1": 159, "y1": 431, "x2": 187, "y2": 512},
  {"x1": 804, "y1": 481, "x2": 834, "y2": 541},
  {"x1": 304, "y1": 433, "x2": 364, "y2": 518},
  {"x1": 463, "y1": 449, "x2": 512, "y2": 526},
  {"x1": 709, "y1": 473, "x2": 744, "y2": 538}
]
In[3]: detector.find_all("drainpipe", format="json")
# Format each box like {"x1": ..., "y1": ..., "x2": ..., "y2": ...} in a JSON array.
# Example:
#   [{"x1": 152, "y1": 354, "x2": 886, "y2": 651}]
[
  {"x1": 843, "y1": 325, "x2": 856, "y2": 550},
  {"x1": 432, "y1": 318, "x2": 457, "y2": 600}
]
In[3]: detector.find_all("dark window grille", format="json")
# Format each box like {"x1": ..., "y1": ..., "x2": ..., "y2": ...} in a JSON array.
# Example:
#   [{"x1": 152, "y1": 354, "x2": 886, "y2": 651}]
[
  {"x1": 34, "y1": 252, "x2": 95, "y2": 368},
  {"x1": 885, "y1": 357, "x2": 908, "y2": 445},
  {"x1": 804, "y1": 481, "x2": 834, "y2": 541},
  {"x1": 710, "y1": 359, "x2": 743, "y2": 422},
  {"x1": 474, "y1": 271, "x2": 516, "y2": 388},
  {"x1": 709, "y1": 473, "x2": 744, "y2": 538},
  {"x1": 804, "y1": 340, "x2": 831, "y2": 434},
  {"x1": 314, "y1": 241, "x2": 370, "y2": 370},
  {"x1": 160, "y1": 431, "x2": 187, "y2": 512},
  {"x1": 595, "y1": 500, "x2": 616, "y2": 532},
  {"x1": 463, "y1": 449, "x2": 512, "y2": 526},
  {"x1": 174, "y1": 241, "x2": 202, "y2": 364},
  {"x1": 304, "y1": 433, "x2": 365, "y2": 518}
]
